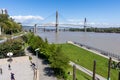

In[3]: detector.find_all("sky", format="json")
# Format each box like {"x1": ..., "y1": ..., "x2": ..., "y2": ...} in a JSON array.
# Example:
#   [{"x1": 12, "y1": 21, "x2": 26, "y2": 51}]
[{"x1": 0, "y1": 0, "x2": 120, "y2": 27}]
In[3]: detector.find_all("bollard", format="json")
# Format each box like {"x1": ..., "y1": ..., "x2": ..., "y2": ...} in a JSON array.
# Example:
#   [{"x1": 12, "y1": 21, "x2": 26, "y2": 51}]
[
  {"x1": 73, "y1": 65, "x2": 76, "y2": 80},
  {"x1": 118, "y1": 71, "x2": 120, "y2": 80},
  {"x1": 107, "y1": 57, "x2": 112, "y2": 80},
  {"x1": 93, "y1": 60, "x2": 96, "y2": 80}
]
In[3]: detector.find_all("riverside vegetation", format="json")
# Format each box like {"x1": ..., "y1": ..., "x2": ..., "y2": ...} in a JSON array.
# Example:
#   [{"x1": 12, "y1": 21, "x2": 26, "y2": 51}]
[
  {"x1": 0, "y1": 32, "x2": 118, "y2": 80},
  {"x1": 1, "y1": 32, "x2": 76, "y2": 80},
  {"x1": 0, "y1": 37, "x2": 25, "y2": 58},
  {"x1": 0, "y1": 13, "x2": 22, "y2": 35},
  {"x1": 0, "y1": 12, "x2": 25, "y2": 58},
  {"x1": 22, "y1": 33, "x2": 118, "y2": 80},
  {"x1": 58, "y1": 44, "x2": 118, "y2": 80},
  {"x1": 69, "y1": 27, "x2": 120, "y2": 33},
  {"x1": 22, "y1": 33, "x2": 70, "y2": 79}
]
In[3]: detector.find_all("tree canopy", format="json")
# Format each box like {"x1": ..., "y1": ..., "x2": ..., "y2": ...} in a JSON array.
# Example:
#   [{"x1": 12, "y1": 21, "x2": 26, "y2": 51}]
[
  {"x1": 22, "y1": 33, "x2": 69, "y2": 79},
  {"x1": 0, "y1": 37, "x2": 25, "y2": 58},
  {"x1": 0, "y1": 14, "x2": 22, "y2": 34}
]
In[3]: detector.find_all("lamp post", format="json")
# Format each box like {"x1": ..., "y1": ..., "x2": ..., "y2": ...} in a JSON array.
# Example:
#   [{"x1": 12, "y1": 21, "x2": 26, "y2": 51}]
[
  {"x1": 35, "y1": 48, "x2": 39, "y2": 69},
  {"x1": 7, "y1": 52, "x2": 13, "y2": 62}
]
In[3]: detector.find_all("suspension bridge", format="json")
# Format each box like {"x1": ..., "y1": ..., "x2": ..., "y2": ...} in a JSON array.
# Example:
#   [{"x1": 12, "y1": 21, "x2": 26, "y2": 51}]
[
  {"x1": 27, "y1": 11, "x2": 117, "y2": 33},
  {"x1": 28, "y1": 11, "x2": 88, "y2": 33}
]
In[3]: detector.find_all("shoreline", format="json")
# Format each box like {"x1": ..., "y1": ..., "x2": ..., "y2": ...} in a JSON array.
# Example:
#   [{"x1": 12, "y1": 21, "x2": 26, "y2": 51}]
[{"x1": 67, "y1": 41, "x2": 119, "y2": 62}]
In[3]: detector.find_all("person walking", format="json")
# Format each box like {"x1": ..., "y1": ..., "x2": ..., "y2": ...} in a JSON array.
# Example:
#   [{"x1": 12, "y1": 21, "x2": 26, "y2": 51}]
[
  {"x1": 0, "y1": 68, "x2": 2, "y2": 74},
  {"x1": 8, "y1": 64, "x2": 11, "y2": 70},
  {"x1": 11, "y1": 72, "x2": 15, "y2": 80}
]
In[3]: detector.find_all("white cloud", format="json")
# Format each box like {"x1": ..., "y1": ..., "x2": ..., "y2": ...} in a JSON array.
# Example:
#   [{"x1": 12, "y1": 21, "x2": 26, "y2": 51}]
[
  {"x1": 67, "y1": 18, "x2": 120, "y2": 28},
  {"x1": 10, "y1": 15, "x2": 44, "y2": 25},
  {"x1": 67, "y1": 19, "x2": 83, "y2": 23},
  {"x1": 10, "y1": 16, "x2": 120, "y2": 27}
]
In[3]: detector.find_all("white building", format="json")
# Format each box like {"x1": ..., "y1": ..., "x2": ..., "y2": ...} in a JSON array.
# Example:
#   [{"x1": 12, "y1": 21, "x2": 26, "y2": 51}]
[{"x1": 0, "y1": 9, "x2": 7, "y2": 14}]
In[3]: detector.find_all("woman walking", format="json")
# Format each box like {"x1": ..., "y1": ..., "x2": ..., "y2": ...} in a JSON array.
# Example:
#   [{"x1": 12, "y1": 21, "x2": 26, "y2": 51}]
[{"x1": 11, "y1": 72, "x2": 15, "y2": 80}]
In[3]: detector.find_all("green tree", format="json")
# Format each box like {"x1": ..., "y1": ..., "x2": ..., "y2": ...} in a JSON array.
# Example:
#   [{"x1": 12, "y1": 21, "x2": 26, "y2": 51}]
[
  {"x1": 0, "y1": 14, "x2": 22, "y2": 34},
  {"x1": 49, "y1": 46, "x2": 69, "y2": 78},
  {"x1": 0, "y1": 38, "x2": 25, "y2": 58}
]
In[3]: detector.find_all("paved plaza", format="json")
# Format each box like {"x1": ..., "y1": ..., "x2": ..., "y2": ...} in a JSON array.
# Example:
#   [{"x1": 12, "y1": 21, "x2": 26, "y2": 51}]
[
  {"x1": 0, "y1": 48, "x2": 57, "y2": 80},
  {"x1": 0, "y1": 56, "x2": 34, "y2": 80}
]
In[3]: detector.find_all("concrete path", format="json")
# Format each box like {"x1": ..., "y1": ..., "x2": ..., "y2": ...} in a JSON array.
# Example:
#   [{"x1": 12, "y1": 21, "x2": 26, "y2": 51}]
[
  {"x1": 25, "y1": 48, "x2": 57, "y2": 80},
  {"x1": 0, "y1": 56, "x2": 34, "y2": 80},
  {"x1": 70, "y1": 61, "x2": 106, "y2": 80}
]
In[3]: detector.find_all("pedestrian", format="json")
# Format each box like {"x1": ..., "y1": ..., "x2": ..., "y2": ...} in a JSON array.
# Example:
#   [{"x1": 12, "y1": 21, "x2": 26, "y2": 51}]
[
  {"x1": 8, "y1": 64, "x2": 11, "y2": 70},
  {"x1": 11, "y1": 72, "x2": 15, "y2": 80},
  {"x1": 32, "y1": 63, "x2": 36, "y2": 67},
  {"x1": 0, "y1": 68, "x2": 2, "y2": 74}
]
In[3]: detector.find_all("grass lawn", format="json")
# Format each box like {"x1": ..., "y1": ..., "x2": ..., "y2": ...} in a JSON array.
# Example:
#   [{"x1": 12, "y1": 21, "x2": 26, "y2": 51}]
[
  {"x1": 58, "y1": 43, "x2": 118, "y2": 80},
  {"x1": 65, "y1": 66, "x2": 92, "y2": 80}
]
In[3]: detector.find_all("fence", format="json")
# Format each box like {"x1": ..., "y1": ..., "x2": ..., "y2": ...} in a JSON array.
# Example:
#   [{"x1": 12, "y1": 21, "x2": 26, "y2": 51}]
[{"x1": 73, "y1": 42, "x2": 120, "y2": 61}]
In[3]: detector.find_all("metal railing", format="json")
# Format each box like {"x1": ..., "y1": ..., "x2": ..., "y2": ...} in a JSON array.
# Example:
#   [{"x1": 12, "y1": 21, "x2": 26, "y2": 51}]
[{"x1": 73, "y1": 42, "x2": 120, "y2": 61}]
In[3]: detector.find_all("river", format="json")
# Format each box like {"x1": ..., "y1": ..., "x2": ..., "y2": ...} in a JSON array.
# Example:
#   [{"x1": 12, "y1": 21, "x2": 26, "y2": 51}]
[{"x1": 36, "y1": 31, "x2": 120, "y2": 55}]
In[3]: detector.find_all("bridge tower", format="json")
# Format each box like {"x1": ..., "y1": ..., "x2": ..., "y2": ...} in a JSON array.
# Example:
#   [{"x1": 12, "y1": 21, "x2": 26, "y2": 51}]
[
  {"x1": 34, "y1": 24, "x2": 37, "y2": 33},
  {"x1": 84, "y1": 18, "x2": 87, "y2": 32},
  {"x1": 55, "y1": 11, "x2": 59, "y2": 32}
]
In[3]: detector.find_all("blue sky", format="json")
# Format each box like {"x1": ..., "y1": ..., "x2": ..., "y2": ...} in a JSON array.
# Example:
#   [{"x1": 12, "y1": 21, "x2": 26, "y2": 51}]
[{"x1": 0, "y1": 0, "x2": 120, "y2": 27}]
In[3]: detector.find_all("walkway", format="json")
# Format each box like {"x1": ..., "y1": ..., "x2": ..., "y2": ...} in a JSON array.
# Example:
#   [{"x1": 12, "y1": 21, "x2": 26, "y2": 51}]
[
  {"x1": 25, "y1": 48, "x2": 57, "y2": 80},
  {"x1": 70, "y1": 61, "x2": 106, "y2": 80},
  {"x1": 0, "y1": 56, "x2": 33, "y2": 80}
]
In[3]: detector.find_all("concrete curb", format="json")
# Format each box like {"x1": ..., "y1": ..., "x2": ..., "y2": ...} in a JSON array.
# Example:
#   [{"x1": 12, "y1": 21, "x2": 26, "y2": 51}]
[{"x1": 67, "y1": 41, "x2": 119, "y2": 62}]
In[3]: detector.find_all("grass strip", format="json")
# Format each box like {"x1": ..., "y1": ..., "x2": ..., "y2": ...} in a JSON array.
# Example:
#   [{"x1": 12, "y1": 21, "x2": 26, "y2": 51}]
[{"x1": 58, "y1": 43, "x2": 118, "y2": 80}]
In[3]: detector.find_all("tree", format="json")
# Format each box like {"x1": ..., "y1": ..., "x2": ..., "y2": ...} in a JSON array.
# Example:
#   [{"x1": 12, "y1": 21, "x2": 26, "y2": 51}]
[
  {"x1": 49, "y1": 46, "x2": 69, "y2": 78},
  {"x1": 0, "y1": 14, "x2": 22, "y2": 34},
  {"x1": 0, "y1": 38, "x2": 25, "y2": 58}
]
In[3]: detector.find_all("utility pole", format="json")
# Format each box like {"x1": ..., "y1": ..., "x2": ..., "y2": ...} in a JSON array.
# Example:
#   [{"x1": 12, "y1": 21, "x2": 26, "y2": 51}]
[
  {"x1": 93, "y1": 60, "x2": 96, "y2": 80},
  {"x1": 73, "y1": 65, "x2": 76, "y2": 80},
  {"x1": 35, "y1": 48, "x2": 39, "y2": 69},
  {"x1": 84, "y1": 18, "x2": 87, "y2": 32},
  {"x1": 56, "y1": 11, "x2": 59, "y2": 33},
  {"x1": 107, "y1": 57, "x2": 112, "y2": 80}
]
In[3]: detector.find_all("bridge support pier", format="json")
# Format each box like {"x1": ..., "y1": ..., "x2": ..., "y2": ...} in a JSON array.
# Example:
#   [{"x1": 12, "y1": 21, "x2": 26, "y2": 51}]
[
  {"x1": 56, "y1": 11, "x2": 59, "y2": 33},
  {"x1": 84, "y1": 18, "x2": 87, "y2": 32},
  {"x1": 34, "y1": 24, "x2": 37, "y2": 34}
]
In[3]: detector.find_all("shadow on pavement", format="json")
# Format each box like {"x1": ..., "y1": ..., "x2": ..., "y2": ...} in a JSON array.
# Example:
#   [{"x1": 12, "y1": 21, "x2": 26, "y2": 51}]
[
  {"x1": 44, "y1": 67, "x2": 55, "y2": 77},
  {"x1": 42, "y1": 59, "x2": 50, "y2": 65}
]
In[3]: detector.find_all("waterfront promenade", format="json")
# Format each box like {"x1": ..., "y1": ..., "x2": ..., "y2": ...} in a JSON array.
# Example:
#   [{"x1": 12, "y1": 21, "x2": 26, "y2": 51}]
[
  {"x1": 0, "y1": 56, "x2": 34, "y2": 80},
  {"x1": 25, "y1": 48, "x2": 57, "y2": 80},
  {"x1": 0, "y1": 53, "x2": 57, "y2": 80}
]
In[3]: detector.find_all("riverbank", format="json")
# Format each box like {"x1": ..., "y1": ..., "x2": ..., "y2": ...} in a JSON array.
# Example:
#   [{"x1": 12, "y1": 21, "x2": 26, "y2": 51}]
[
  {"x1": 67, "y1": 41, "x2": 119, "y2": 62},
  {"x1": 58, "y1": 43, "x2": 118, "y2": 80}
]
